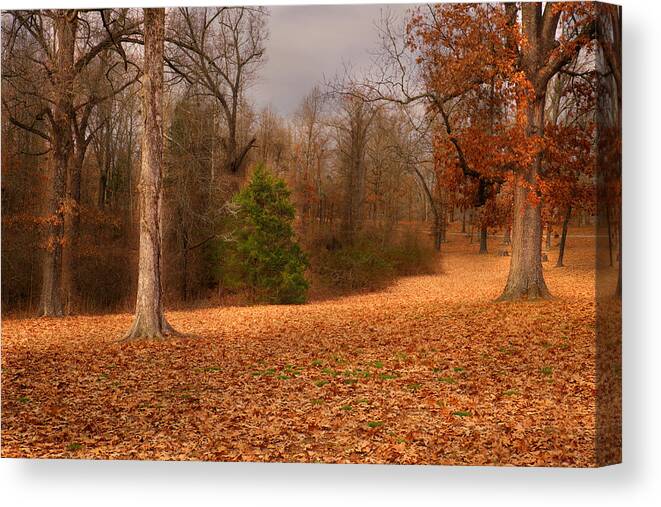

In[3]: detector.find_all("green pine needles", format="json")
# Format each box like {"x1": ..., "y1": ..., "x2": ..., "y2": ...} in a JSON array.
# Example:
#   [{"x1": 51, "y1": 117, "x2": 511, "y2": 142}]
[{"x1": 232, "y1": 164, "x2": 309, "y2": 304}]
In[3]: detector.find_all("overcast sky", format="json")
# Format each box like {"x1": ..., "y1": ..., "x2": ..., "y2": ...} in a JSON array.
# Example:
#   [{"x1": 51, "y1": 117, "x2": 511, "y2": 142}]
[{"x1": 248, "y1": 3, "x2": 414, "y2": 116}]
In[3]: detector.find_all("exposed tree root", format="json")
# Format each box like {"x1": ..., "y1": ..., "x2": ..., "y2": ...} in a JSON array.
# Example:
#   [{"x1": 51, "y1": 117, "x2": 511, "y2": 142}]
[
  {"x1": 496, "y1": 283, "x2": 552, "y2": 302},
  {"x1": 122, "y1": 315, "x2": 182, "y2": 341}
]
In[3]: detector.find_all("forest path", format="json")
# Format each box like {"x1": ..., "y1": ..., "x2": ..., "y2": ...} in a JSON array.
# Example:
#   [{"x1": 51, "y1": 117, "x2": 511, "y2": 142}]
[{"x1": 2, "y1": 236, "x2": 616, "y2": 465}]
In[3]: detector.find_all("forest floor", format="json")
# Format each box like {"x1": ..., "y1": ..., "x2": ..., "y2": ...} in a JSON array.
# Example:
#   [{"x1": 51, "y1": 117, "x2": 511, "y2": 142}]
[{"x1": 1, "y1": 230, "x2": 619, "y2": 466}]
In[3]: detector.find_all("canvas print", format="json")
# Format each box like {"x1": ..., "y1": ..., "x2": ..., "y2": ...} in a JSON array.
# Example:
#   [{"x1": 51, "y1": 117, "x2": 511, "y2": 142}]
[{"x1": 1, "y1": 2, "x2": 621, "y2": 466}]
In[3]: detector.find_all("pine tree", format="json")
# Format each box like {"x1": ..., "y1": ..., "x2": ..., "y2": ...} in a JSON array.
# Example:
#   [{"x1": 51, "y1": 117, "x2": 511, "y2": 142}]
[{"x1": 233, "y1": 164, "x2": 309, "y2": 304}]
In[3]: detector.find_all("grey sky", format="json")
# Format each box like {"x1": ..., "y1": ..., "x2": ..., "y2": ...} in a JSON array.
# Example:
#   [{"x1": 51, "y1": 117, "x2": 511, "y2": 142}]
[{"x1": 249, "y1": 3, "x2": 414, "y2": 116}]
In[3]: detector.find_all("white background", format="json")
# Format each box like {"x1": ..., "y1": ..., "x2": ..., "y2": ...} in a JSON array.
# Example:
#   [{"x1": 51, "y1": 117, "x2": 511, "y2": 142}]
[{"x1": 1, "y1": 0, "x2": 659, "y2": 505}]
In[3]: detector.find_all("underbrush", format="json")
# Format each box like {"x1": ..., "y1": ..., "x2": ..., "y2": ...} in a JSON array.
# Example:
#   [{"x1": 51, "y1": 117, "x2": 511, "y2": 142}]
[
  {"x1": 310, "y1": 230, "x2": 438, "y2": 292},
  {"x1": 201, "y1": 227, "x2": 438, "y2": 304}
]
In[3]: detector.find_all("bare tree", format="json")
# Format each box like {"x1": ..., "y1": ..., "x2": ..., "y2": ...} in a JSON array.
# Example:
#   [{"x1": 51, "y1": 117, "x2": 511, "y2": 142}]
[
  {"x1": 166, "y1": 7, "x2": 268, "y2": 176},
  {"x1": 124, "y1": 8, "x2": 176, "y2": 339},
  {"x1": 391, "y1": 106, "x2": 445, "y2": 251},
  {"x1": 331, "y1": 94, "x2": 378, "y2": 241},
  {"x1": 294, "y1": 87, "x2": 326, "y2": 227},
  {"x1": 2, "y1": 9, "x2": 140, "y2": 315}
]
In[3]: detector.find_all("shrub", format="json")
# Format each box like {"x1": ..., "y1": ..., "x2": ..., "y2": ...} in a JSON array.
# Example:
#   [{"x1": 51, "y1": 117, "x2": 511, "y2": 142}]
[
  {"x1": 231, "y1": 164, "x2": 309, "y2": 304},
  {"x1": 313, "y1": 230, "x2": 436, "y2": 291},
  {"x1": 202, "y1": 229, "x2": 244, "y2": 293}
]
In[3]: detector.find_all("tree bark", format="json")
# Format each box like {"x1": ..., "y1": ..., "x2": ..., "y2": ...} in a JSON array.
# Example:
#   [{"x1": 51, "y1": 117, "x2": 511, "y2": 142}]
[
  {"x1": 38, "y1": 11, "x2": 76, "y2": 317},
  {"x1": 181, "y1": 246, "x2": 189, "y2": 301},
  {"x1": 62, "y1": 149, "x2": 85, "y2": 314},
  {"x1": 503, "y1": 224, "x2": 511, "y2": 245},
  {"x1": 479, "y1": 225, "x2": 488, "y2": 254},
  {"x1": 433, "y1": 212, "x2": 442, "y2": 252},
  {"x1": 125, "y1": 8, "x2": 175, "y2": 339},
  {"x1": 556, "y1": 205, "x2": 571, "y2": 267},
  {"x1": 467, "y1": 208, "x2": 474, "y2": 242},
  {"x1": 498, "y1": 3, "x2": 564, "y2": 301},
  {"x1": 39, "y1": 149, "x2": 67, "y2": 317},
  {"x1": 98, "y1": 172, "x2": 107, "y2": 209},
  {"x1": 498, "y1": 95, "x2": 550, "y2": 301}
]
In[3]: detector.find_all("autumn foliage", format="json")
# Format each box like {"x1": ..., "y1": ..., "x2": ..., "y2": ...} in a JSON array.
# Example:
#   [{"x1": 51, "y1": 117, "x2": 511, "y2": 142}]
[{"x1": 1, "y1": 3, "x2": 621, "y2": 467}]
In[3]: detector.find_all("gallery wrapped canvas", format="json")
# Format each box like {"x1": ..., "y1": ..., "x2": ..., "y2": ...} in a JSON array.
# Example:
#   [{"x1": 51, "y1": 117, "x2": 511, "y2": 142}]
[{"x1": 1, "y1": 2, "x2": 621, "y2": 466}]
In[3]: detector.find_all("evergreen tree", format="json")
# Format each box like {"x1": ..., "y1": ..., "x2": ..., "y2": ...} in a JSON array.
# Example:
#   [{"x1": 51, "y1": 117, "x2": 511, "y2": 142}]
[{"x1": 233, "y1": 164, "x2": 309, "y2": 304}]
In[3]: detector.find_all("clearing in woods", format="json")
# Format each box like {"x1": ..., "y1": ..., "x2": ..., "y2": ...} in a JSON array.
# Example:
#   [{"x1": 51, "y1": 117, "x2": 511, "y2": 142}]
[{"x1": 1, "y1": 231, "x2": 613, "y2": 465}]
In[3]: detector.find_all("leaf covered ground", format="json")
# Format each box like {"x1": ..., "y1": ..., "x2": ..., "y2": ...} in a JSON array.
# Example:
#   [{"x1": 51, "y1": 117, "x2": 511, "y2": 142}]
[{"x1": 1, "y1": 233, "x2": 619, "y2": 466}]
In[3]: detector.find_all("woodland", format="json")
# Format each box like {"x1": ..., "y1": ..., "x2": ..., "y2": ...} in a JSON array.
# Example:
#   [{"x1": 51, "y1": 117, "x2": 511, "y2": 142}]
[{"x1": 1, "y1": 3, "x2": 621, "y2": 465}]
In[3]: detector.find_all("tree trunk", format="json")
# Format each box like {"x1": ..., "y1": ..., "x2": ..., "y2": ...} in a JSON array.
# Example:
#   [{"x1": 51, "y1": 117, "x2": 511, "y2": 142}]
[
  {"x1": 616, "y1": 215, "x2": 622, "y2": 297},
  {"x1": 498, "y1": 97, "x2": 550, "y2": 301},
  {"x1": 38, "y1": 12, "x2": 76, "y2": 317},
  {"x1": 98, "y1": 172, "x2": 107, "y2": 209},
  {"x1": 546, "y1": 224, "x2": 552, "y2": 250},
  {"x1": 433, "y1": 212, "x2": 442, "y2": 252},
  {"x1": 62, "y1": 150, "x2": 85, "y2": 314},
  {"x1": 503, "y1": 225, "x2": 511, "y2": 245},
  {"x1": 180, "y1": 227, "x2": 190, "y2": 301},
  {"x1": 441, "y1": 206, "x2": 447, "y2": 243},
  {"x1": 499, "y1": 2, "x2": 573, "y2": 300},
  {"x1": 127, "y1": 122, "x2": 134, "y2": 222},
  {"x1": 39, "y1": 150, "x2": 67, "y2": 317},
  {"x1": 210, "y1": 104, "x2": 216, "y2": 183},
  {"x1": 556, "y1": 205, "x2": 571, "y2": 267},
  {"x1": 181, "y1": 247, "x2": 189, "y2": 301},
  {"x1": 606, "y1": 204, "x2": 614, "y2": 266},
  {"x1": 70, "y1": 151, "x2": 84, "y2": 223},
  {"x1": 225, "y1": 126, "x2": 237, "y2": 174},
  {"x1": 479, "y1": 225, "x2": 488, "y2": 254},
  {"x1": 225, "y1": 127, "x2": 256, "y2": 176},
  {"x1": 125, "y1": 8, "x2": 175, "y2": 339}
]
